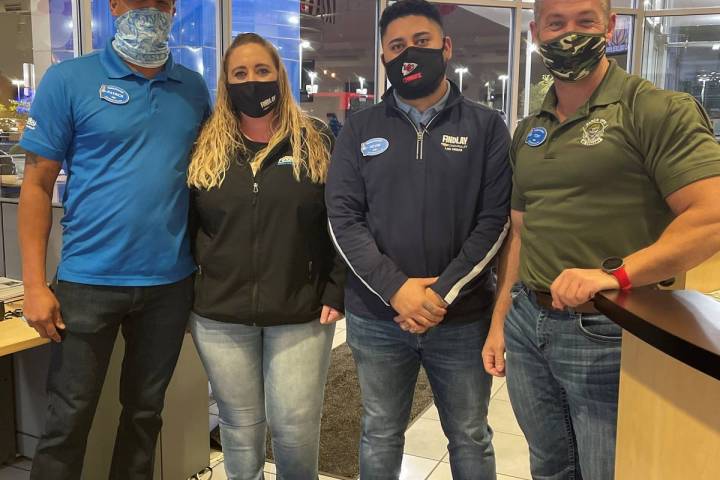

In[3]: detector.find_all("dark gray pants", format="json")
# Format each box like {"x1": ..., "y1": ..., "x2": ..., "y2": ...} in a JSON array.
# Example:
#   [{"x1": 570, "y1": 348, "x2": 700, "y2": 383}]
[{"x1": 30, "y1": 276, "x2": 193, "y2": 480}]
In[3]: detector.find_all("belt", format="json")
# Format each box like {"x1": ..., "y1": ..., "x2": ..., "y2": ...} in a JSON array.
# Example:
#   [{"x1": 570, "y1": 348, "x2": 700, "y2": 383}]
[{"x1": 531, "y1": 291, "x2": 600, "y2": 314}]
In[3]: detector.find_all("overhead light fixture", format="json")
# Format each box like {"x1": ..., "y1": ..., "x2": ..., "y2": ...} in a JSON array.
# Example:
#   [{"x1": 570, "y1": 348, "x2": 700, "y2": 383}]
[
  {"x1": 300, "y1": 40, "x2": 311, "y2": 49},
  {"x1": 713, "y1": 44, "x2": 720, "y2": 51}
]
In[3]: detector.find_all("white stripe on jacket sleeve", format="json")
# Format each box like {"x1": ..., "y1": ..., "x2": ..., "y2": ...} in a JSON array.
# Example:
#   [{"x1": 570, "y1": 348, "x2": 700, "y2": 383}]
[
  {"x1": 327, "y1": 219, "x2": 391, "y2": 307},
  {"x1": 443, "y1": 219, "x2": 510, "y2": 305}
]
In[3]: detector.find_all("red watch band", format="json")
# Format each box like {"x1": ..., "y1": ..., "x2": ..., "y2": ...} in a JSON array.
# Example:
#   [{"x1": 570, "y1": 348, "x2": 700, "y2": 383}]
[{"x1": 610, "y1": 266, "x2": 632, "y2": 290}]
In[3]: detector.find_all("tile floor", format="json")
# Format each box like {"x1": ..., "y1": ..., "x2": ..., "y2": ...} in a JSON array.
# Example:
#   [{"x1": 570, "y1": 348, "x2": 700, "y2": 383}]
[{"x1": 0, "y1": 318, "x2": 531, "y2": 480}]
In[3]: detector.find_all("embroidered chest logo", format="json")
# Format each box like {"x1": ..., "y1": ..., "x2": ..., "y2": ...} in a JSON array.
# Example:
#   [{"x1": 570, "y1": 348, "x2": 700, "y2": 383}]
[
  {"x1": 441, "y1": 135, "x2": 469, "y2": 153},
  {"x1": 580, "y1": 118, "x2": 608, "y2": 146}
]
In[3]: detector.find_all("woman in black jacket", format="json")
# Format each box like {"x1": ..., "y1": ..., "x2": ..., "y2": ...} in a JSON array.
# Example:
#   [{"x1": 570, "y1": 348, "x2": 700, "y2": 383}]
[{"x1": 187, "y1": 33, "x2": 345, "y2": 480}]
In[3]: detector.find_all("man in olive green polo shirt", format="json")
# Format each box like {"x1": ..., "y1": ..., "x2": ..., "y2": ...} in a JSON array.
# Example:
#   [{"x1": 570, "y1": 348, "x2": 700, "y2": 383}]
[{"x1": 482, "y1": 0, "x2": 720, "y2": 478}]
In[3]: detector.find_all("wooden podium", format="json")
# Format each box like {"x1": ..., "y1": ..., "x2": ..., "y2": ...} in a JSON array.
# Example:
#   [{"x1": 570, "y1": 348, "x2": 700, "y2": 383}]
[{"x1": 596, "y1": 289, "x2": 720, "y2": 480}]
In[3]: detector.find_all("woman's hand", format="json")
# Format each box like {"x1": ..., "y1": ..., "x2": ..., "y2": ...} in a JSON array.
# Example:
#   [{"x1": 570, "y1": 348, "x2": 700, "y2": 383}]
[{"x1": 320, "y1": 305, "x2": 343, "y2": 324}]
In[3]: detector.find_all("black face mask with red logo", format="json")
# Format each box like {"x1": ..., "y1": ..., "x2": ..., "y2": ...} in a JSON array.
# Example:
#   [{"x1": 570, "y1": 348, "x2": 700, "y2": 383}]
[{"x1": 384, "y1": 45, "x2": 447, "y2": 100}]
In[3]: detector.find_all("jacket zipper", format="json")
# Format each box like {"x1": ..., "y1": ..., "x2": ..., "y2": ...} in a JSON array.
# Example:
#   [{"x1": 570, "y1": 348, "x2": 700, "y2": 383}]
[
  {"x1": 394, "y1": 107, "x2": 444, "y2": 161},
  {"x1": 251, "y1": 179, "x2": 260, "y2": 326}
]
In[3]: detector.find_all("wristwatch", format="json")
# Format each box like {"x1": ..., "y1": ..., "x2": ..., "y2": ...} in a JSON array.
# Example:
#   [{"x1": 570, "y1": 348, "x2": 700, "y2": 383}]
[{"x1": 601, "y1": 257, "x2": 632, "y2": 291}]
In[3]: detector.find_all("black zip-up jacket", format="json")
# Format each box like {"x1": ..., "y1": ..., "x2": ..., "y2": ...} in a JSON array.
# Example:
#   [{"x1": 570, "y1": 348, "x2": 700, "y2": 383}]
[
  {"x1": 325, "y1": 81, "x2": 511, "y2": 324},
  {"x1": 192, "y1": 124, "x2": 345, "y2": 326}
]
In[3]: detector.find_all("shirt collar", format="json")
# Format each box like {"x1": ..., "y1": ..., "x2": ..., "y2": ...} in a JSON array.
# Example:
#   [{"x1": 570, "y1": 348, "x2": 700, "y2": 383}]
[
  {"x1": 393, "y1": 80, "x2": 451, "y2": 119},
  {"x1": 539, "y1": 59, "x2": 625, "y2": 117},
  {"x1": 100, "y1": 38, "x2": 183, "y2": 83}
]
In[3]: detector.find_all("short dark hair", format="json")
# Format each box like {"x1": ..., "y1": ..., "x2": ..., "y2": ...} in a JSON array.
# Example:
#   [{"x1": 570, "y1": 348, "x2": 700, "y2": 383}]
[{"x1": 379, "y1": 0, "x2": 444, "y2": 39}]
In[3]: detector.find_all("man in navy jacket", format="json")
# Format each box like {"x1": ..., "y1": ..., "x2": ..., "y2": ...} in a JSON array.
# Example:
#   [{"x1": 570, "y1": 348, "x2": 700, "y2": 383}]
[{"x1": 325, "y1": 1, "x2": 511, "y2": 478}]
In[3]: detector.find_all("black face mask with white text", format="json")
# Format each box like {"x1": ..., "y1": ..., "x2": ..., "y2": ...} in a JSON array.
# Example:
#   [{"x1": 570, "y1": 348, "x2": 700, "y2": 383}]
[
  {"x1": 384, "y1": 45, "x2": 447, "y2": 100},
  {"x1": 227, "y1": 81, "x2": 280, "y2": 118}
]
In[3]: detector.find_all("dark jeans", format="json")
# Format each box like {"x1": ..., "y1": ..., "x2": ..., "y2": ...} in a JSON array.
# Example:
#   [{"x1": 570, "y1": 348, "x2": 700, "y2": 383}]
[
  {"x1": 30, "y1": 276, "x2": 193, "y2": 480},
  {"x1": 346, "y1": 311, "x2": 496, "y2": 480},
  {"x1": 504, "y1": 282, "x2": 622, "y2": 480}
]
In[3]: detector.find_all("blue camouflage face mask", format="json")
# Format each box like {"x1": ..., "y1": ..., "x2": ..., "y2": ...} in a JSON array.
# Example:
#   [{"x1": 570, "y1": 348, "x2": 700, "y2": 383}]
[{"x1": 112, "y1": 8, "x2": 173, "y2": 68}]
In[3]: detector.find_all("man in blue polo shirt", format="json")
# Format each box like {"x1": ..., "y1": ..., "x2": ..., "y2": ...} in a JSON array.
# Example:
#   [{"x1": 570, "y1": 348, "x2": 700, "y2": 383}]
[{"x1": 18, "y1": 0, "x2": 209, "y2": 478}]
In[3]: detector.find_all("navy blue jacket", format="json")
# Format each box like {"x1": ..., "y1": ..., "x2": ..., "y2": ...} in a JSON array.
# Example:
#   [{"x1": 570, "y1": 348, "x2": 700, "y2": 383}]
[{"x1": 325, "y1": 81, "x2": 511, "y2": 324}]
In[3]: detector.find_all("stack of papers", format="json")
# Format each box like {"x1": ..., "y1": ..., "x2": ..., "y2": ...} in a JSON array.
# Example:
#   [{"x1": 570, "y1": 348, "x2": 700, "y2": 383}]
[{"x1": 0, "y1": 277, "x2": 23, "y2": 302}]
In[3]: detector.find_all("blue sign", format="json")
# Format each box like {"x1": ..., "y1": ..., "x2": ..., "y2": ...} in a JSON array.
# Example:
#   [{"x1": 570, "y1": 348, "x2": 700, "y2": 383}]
[
  {"x1": 526, "y1": 127, "x2": 548, "y2": 147},
  {"x1": 361, "y1": 138, "x2": 389, "y2": 157},
  {"x1": 99, "y1": 85, "x2": 130, "y2": 105}
]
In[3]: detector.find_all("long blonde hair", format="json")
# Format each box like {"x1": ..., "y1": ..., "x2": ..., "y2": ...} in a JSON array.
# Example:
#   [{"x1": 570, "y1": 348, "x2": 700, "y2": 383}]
[{"x1": 188, "y1": 33, "x2": 331, "y2": 189}]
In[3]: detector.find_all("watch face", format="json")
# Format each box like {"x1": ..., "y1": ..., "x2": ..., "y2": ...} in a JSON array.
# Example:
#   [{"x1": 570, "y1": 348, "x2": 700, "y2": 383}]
[{"x1": 603, "y1": 257, "x2": 624, "y2": 271}]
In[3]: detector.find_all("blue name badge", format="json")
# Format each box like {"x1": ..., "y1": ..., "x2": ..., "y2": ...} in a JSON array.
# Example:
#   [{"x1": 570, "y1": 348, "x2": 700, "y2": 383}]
[
  {"x1": 361, "y1": 138, "x2": 389, "y2": 157},
  {"x1": 526, "y1": 127, "x2": 548, "y2": 147},
  {"x1": 99, "y1": 85, "x2": 130, "y2": 105}
]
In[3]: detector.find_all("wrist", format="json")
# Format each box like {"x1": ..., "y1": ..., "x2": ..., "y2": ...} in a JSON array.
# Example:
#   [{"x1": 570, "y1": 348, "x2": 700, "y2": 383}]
[
  {"x1": 601, "y1": 257, "x2": 632, "y2": 290},
  {"x1": 24, "y1": 282, "x2": 49, "y2": 292}
]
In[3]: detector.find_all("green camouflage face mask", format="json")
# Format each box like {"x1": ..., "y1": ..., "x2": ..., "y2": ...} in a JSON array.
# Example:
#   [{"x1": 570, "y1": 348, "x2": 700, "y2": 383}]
[{"x1": 538, "y1": 32, "x2": 607, "y2": 82}]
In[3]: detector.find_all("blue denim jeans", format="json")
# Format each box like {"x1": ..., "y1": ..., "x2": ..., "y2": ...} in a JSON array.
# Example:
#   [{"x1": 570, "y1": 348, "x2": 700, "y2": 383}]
[
  {"x1": 190, "y1": 313, "x2": 335, "y2": 480},
  {"x1": 504, "y1": 283, "x2": 622, "y2": 480},
  {"x1": 346, "y1": 311, "x2": 495, "y2": 480}
]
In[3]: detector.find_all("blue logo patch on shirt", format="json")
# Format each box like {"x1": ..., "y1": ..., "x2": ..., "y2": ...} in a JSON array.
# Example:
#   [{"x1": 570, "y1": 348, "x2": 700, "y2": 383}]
[
  {"x1": 277, "y1": 156, "x2": 294, "y2": 166},
  {"x1": 525, "y1": 127, "x2": 547, "y2": 147},
  {"x1": 99, "y1": 85, "x2": 130, "y2": 105},
  {"x1": 361, "y1": 138, "x2": 389, "y2": 157}
]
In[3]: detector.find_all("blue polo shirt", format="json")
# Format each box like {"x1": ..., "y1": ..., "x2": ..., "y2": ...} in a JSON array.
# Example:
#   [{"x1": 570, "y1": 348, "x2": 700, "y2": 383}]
[{"x1": 20, "y1": 40, "x2": 210, "y2": 286}]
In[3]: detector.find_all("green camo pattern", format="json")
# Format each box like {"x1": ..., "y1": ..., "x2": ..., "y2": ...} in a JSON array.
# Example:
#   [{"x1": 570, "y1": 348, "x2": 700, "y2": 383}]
[{"x1": 538, "y1": 32, "x2": 607, "y2": 82}]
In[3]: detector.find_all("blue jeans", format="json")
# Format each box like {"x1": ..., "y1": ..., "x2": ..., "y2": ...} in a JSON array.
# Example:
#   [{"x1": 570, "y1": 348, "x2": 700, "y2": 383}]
[
  {"x1": 190, "y1": 313, "x2": 335, "y2": 480},
  {"x1": 30, "y1": 277, "x2": 193, "y2": 480},
  {"x1": 346, "y1": 311, "x2": 495, "y2": 480},
  {"x1": 504, "y1": 283, "x2": 622, "y2": 480}
]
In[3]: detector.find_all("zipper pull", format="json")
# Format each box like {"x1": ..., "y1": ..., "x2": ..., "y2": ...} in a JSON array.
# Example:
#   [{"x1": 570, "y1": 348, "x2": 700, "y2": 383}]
[
  {"x1": 252, "y1": 182, "x2": 259, "y2": 205},
  {"x1": 416, "y1": 131, "x2": 424, "y2": 160},
  {"x1": 308, "y1": 260, "x2": 313, "y2": 279}
]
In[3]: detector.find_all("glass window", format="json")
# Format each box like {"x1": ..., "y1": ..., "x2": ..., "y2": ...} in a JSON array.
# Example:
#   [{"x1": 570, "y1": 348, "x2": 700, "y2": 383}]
[
  {"x1": 642, "y1": 14, "x2": 720, "y2": 137},
  {"x1": 298, "y1": 0, "x2": 378, "y2": 124},
  {"x1": 525, "y1": 0, "x2": 634, "y2": 7},
  {"x1": 232, "y1": 0, "x2": 301, "y2": 99},
  {"x1": 517, "y1": 11, "x2": 634, "y2": 122},
  {"x1": 430, "y1": 4, "x2": 512, "y2": 120},
  {"x1": 232, "y1": 0, "x2": 378, "y2": 130},
  {"x1": 1, "y1": 0, "x2": 75, "y2": 149},
  {"x1": 91, "y1": 0, "x2": 219, "y2": 96},
  {"x1": 645, "y1": 0, "x2": 719, "y2": 9}
]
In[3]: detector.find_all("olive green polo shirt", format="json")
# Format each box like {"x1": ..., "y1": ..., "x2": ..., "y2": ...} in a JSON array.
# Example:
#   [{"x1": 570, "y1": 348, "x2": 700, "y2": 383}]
[{"x1": 511, "y1": 60, "x2": 720, "y2": 291}]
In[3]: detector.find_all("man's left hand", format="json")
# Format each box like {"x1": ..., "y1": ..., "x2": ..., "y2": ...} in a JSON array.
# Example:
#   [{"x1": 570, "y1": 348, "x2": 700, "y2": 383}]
[{"x1": 550, "y1": 268, "x2": 619, "y2": 310}]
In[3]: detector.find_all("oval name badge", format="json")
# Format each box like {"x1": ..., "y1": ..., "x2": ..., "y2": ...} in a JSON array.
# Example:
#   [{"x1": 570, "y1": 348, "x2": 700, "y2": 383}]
[
  {"x1": 99, "y1": 85, "x2": 130, "y2": 105},
  {"x1": 525, "y1": 127, "x2": 548, "y2": 147},
  {"x1": 361, "y1": 138, "x2": 389, "y2": 157}
]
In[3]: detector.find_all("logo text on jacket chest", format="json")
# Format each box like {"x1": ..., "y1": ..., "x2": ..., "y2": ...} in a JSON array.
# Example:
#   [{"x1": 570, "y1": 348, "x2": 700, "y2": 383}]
[{"x1": 441, "y1": 134, "x2": 469, "y2": 153}]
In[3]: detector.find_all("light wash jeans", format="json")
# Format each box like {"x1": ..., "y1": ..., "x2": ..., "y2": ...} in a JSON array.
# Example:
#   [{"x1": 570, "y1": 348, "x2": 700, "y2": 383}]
[
  {"x1": 504, "y1": 282, "x2": 622, "y2": 480},
  {"x1": 190, "y1": 312, "x2": 335, "y2": 480}
]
